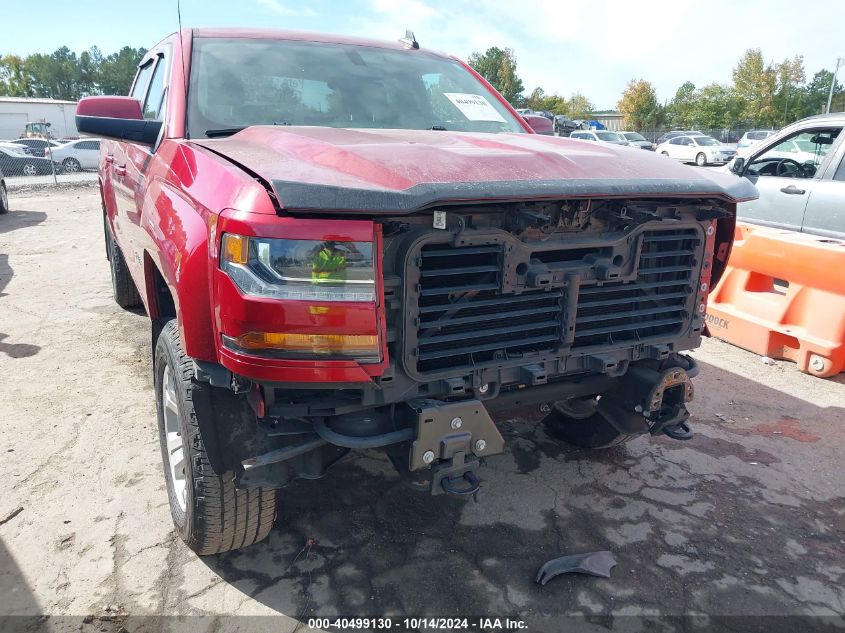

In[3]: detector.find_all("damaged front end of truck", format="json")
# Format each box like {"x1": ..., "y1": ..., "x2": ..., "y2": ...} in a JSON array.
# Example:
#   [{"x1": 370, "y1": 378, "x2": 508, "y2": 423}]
[{"x1": 201, "y1": 172, "x2": 754, "y2": 499}]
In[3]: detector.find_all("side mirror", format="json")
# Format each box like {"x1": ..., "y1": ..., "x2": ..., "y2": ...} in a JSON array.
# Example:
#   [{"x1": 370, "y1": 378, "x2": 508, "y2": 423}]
[
  {"x1": 75, "y1": 96, "x2": 162, "y2": 145},
  {"x1": 522, "y1": 114, "x2": 554, "y2": 136},
  {"x1": 730, "y1": 157, "x2": 745, "y2": 175}
]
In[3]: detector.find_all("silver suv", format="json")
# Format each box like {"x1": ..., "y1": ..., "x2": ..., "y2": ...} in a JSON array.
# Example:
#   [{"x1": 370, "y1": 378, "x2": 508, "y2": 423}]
[{"x1": 729, "y1": 113, "x2": 845, "y2": 239}]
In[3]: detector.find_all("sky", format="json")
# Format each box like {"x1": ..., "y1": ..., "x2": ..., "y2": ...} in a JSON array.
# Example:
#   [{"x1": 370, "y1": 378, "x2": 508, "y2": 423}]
[{"x1": 2, "y1": 0, "x2": 844, "y2": 109}]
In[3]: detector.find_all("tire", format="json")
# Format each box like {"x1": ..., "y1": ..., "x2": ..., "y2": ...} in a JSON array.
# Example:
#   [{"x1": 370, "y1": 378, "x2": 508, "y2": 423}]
[
  {"x1": 105, "y1": 220, "x2": 142, "y2": 308},
  {"x1": 695, "y1": 152, "x2": 707, "y2": 167},
  {"x1": 155, "y1": 320, "x2": 277, "y2": 555},
  {"x1": 62, "y1": 157, "x2": 81, "y2": 173},
  {"x1": 0, "y1": 182, "x2": 8, "y2": 214},
  {"x1": 543, "y1": 398, "x2": 631, "y2": 449},
  {"x1": 22, "y1": 163, "x2": 38, "y2": 177}
]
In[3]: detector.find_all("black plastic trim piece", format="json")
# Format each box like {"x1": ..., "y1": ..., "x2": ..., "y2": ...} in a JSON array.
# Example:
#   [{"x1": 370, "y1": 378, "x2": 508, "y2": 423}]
[{"x1": 271, "y1": 177, "x2": 758, "y2": 214}]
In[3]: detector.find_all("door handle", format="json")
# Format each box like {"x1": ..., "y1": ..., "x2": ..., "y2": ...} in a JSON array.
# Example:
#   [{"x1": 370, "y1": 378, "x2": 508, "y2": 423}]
[
  {"x1": 780, "y1": 185, "x2": 805, "y2": 195},
  {"x1": 114, "y1": 165, "x2": 127, "y2": 177},
  {"x1": 104, "y1": 154, "x2": 114, "y2": 163}
]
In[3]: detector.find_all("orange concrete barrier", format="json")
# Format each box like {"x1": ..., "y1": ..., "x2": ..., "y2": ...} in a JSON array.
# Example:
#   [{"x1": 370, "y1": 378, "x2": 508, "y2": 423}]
[{"x1": 706, "y1": 223, "x2": 845, "y2": 378}]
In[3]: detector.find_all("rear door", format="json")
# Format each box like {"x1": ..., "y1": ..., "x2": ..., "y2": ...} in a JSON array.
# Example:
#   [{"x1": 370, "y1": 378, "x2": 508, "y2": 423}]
[
  {"x1": 75, "y1": 139, "x2": 101, "y2": 169},
  {"x1": 801, "y1": 140, "x2": 845, "y2": 239},
  {"x1": 666, "y1": 136, "x2": 684, "y2": 160}
]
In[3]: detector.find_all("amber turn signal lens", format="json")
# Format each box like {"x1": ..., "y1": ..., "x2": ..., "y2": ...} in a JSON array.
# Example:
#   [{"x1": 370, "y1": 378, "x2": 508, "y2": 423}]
[
  {"x1": 221, "y1": 234, "x2": 249, "y2": 265},
  {"x1": 224, "y1": 331, "x2": 380, "y2": 361}
]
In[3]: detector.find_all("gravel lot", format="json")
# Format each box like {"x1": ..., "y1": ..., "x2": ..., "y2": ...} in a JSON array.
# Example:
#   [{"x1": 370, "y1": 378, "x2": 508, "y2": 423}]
[{"x1": 1, "y1": 186, "x2": 843, "y2": 632}]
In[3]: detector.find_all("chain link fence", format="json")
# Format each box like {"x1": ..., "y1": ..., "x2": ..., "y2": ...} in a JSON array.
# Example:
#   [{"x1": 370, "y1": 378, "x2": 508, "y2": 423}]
[
  {"x1": 0, "y1": 139, "x2": 99, "y2": 191},
  {"x1": 636, "y1": 127, "x2": 771, "y2": 145}
]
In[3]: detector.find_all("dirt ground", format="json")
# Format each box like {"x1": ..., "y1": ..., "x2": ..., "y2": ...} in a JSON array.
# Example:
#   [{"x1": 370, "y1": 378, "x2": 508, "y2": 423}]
[{"x1": 1, "y1": 186, "x2": 844, "y2": 632}]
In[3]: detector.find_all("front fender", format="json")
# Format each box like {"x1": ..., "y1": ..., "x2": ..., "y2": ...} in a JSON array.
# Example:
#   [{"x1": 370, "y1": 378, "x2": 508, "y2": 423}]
[{"x1": 142, "y1": 176, "x2": 216, "y2": 362}]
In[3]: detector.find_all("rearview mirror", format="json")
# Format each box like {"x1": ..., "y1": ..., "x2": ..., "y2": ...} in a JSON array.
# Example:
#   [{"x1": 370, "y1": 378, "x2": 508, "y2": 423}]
[
  {"x1": 810, "y1": 133, "x2": 834, "y2": 145},
  {"x1": 75, "y1": 96, "x2": 162, "y2": 145},
  {"x1": 730, "y1": 157, "x2": 745, "y2": 175}
]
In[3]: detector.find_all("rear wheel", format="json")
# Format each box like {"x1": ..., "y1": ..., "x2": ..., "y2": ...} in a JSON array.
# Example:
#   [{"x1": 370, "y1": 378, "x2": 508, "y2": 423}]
[
  {"x1": 22, "y1": 163, "x2": 37, "y2": 177},
  {"x1": 155, "y1": 319, "x2": 277, "y2": 555},
  {"x1": 62, "y1": 157, "x2": 81, "y2": 173},
  {"x1": 105, "y1": 220, "x2": 142, "y2": 308},
  {"x1": 695, "y1": 152, "x2": 707, "y2": 166},
  {"x1": 543, "y1": 397, "x2": 631, "y2": 449},
  {"x1": 0, "y1": 182, "x2": 8, "y2": 214}
]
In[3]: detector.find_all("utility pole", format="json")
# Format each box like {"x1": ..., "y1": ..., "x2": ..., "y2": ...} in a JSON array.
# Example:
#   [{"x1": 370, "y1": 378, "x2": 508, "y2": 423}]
[{"x1": 826, "y1": 57, "x2": 844, "y2": 114}]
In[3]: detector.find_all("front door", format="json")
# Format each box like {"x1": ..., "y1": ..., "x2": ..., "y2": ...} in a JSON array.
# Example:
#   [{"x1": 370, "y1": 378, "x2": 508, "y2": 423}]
[{"x1": 738, "y1": 128, "x2": 842, "y2": 232}]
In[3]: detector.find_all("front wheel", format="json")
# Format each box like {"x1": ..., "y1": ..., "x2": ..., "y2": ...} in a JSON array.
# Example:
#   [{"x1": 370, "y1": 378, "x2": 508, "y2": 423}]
[
  {"x1": 22, "y1": 163, "x2": 38, "y2": 177},
  {"x1": 155, "y1": 320, "x2": 278, "y2": 555},
  {"x1": 0, "y1": 182, "x2": 8, "y2": 214},
  {"x1": 62, "y1": 157, "x2": 81, "y2": 173},
  {"x1": 543, "y1": 397, "x2": 631, "y2": 449},
  {"x1": 695, "y1": 152, "x2": 707, "y2": 166}
]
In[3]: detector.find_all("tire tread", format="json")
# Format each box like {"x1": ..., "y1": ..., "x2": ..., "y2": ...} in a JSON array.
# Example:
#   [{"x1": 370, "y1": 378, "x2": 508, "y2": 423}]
[{"x1": 157, "y1": 320, "x2": 276, "y2": 555}]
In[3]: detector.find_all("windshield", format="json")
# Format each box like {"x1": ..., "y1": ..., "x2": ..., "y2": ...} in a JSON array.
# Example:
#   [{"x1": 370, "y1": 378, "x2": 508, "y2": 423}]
[
  {"x1": 624, "y1": 132, "x2": 645, "y2": 141},
  {"x1": 691, "y1": 136, "x2": 719, "y2": 146},
  {"x1": 596, "y1": 132, "x2": 622, "y2": 142},
  {"x1": 188, "y1": 38, "x2": 526, "y2": 138}
]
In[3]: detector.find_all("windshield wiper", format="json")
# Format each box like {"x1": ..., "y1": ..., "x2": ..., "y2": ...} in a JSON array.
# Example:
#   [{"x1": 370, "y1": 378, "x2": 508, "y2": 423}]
[
  {"x1": 205, "y1": 127, "x2": 247, "y2": 138},
  {"x1": 430, "y1": 125, "x2": 448, "y2": 131}
]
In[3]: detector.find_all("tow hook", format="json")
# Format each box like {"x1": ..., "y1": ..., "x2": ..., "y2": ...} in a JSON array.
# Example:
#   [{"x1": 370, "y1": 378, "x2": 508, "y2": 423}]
[
  {"x1": 434, "y1": 451, "x2": 481, "y2": 499},
  {"x1": 405, "y1": 398, "x2": 504, "y2": 497},
  {"x1": 663, "y1": 420, "x2": 694, "y2": 440}
]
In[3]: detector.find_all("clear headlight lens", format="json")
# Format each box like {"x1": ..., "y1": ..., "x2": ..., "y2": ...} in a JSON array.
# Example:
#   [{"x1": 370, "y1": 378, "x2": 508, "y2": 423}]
[{"x1": 220, "y1": 234, "x2": 375, "y2": 302}]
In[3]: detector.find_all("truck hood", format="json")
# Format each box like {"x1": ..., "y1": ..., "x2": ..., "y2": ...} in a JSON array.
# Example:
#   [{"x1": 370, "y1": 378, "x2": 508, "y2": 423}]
[{"x1": 193, "y1": 127, "x2": 757, "y2": 214}]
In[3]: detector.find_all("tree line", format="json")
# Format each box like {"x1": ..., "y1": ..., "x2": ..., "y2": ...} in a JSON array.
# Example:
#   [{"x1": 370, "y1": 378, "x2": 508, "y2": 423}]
[
  {"x1": 0, "y1": 46, "x2": 147, "y2": 100},
  {"x1": 2, "y1": 43, "x2": 842, "y2": 134},
  {"x1": 468, "y1": 47, "x2": 845, "y2": 131}
]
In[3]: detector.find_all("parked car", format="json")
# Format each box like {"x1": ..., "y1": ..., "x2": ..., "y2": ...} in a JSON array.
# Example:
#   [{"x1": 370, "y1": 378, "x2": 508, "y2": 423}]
[
  {"x1": 737, "y1": 129, "x2": 778, "y2": 152},
  {"x1": 619, "y1": 131, "x2": 655, "y2": 150},
  {"x1": 0, "y1": 166, "x2": 7, "y2": 214},
  {"x1": 522, "y1": 113, "x2": 553, "y2": 135},
  {"x1": 76, "y1": 27, "x2": 752, "y2": 555},
  {"x1": 49, "y1": 138, "x2": 101, "y2": 172},
  {"x1": 656, "y1": 130, "x2": 703, "y2": 145},
  {"x1": 570, "y1": 130, "x2": 630, "y2": 146},
  {"x1": 11, "y1": 138, "x2": 62, "y2": 157},
  {"x1": 0, "y1": 146, "x2": 59, "y2": 176},
  {"x1": 657, "y1": 134, "x2": 736, "y2": 166},
  {"x1": 553, "y1": 115, "x2": 578, "y2": 137},
  {"x1": 728, "y1": 113, "x2": 844, "y2": 239}
]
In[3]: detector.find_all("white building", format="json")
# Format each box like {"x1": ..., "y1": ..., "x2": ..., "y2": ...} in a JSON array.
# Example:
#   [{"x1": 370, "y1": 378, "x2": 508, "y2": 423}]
[{"x1": 0, "y1": 97, "x2": 78, "y2": 140}]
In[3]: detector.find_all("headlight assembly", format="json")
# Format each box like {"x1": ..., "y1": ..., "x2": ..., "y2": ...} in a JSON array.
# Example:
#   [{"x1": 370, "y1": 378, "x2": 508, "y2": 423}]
[{"x1": 220, "y1": 234, "x2": 375, "y2": 302}]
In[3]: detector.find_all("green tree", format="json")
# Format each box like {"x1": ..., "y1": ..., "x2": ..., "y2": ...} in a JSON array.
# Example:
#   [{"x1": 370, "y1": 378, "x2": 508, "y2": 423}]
[
  {"x1": 617, "y1": 79, "x2": 661, "y2": 130},
  {"x1": 467, "y1": 47, "x2": 525, "y2": 105},
  {"x1": 99, "y1": 46, "x2": 146, "y2": 95},
  {"x1": 802, "y1": 69, "x2": 843, "y2": 116},
  {"x1": 0, "y1": 55, "x2": 32, "y2": 96},
  {"x1": 732, "y1": 48, "x2": 777, "y2": 126},
  {"x1": 564, "y1": 93, "x2": 594, "y2": 119},
  {"x1": 773, "y1": 56, "x2": 805, "y2": 126},
  {"x1": 692, "y1": 83, "x2": 742, "y2": 129},
  {"x1": 667, "y1": 81, "x2": 696, "y2": 129}
]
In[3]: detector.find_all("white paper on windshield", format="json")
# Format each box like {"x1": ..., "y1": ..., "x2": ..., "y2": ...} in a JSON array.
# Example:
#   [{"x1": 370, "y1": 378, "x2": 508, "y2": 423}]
[{"x1": 444, "y1": 93, "x2": 507, "y2": 122}]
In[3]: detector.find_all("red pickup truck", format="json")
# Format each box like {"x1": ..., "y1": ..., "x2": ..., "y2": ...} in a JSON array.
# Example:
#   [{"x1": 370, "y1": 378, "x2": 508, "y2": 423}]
[{"x1": 76, "y1": 28, "x2": 755, "y2": 555}]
